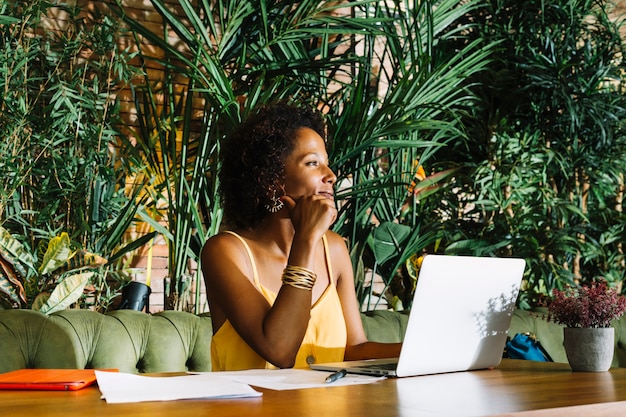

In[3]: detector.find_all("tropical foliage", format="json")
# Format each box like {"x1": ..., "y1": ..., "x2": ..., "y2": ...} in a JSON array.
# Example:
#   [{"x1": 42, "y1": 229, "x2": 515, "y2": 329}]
[
  {"x1": 114, "y1": 0, "x2": 626, "y2": 311},
  {"x1": 3, "y1": 0, "x2": 626, "y2": 313},
  {"x1": 0, "y1": 227, "x2": 107, "y2": 314},
  {"x1": 432, "y1": 0, "x2": 626, "y2": 308},
  {"x1": 113, "y1": 0, "x2": 495, "y2": 311},
  {"x1": 0, "y1": 1, "x2": 155, "y2": 311}
]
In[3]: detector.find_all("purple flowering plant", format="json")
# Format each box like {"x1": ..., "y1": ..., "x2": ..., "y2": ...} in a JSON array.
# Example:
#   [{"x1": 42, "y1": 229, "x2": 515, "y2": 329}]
[{"x1": 547, "y1": 281, "x2": 626, "y2": 328}]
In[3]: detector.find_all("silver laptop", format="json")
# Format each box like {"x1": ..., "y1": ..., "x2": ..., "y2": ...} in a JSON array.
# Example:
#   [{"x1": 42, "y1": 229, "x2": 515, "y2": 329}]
[{"x1": 311, "y1": 254, "x2": 525, "y2": 377}]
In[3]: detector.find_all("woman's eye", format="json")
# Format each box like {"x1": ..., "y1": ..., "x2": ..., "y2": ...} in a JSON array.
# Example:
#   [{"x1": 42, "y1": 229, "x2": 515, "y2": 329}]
[{"x1": 306, "y1": 160, "x2": 319, "y2": 166}]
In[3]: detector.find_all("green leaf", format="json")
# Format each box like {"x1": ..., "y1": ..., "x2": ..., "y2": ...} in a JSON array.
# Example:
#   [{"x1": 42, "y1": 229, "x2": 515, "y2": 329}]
[
  {"x1": 0, "y1": 256, "x2": 27, "y2": 308},
  {"x1": 62, "y1": 250, "x2": 108, "y2": 273},
  {"x1": 0, "y1": 15, "x2": 20, "y2": 25},
  {"x1": 368, "y1": 222, "x2": 412, "y2": 265},
  {"x1": 38, "y1": 233, "x2": 72, "y2": 276},
  {"x1": 31, "y1": 293, "x2": 50, "y2": 312},
  {"x1": 36, "y1": 272, "x2": 92, "y2": 315},
  {"x1": 0, "y1": 226, "x2": 36, "y2": 279}
]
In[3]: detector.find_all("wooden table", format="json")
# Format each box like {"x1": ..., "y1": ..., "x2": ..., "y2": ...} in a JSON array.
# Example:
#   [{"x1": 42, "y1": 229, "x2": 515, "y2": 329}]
[{"x1": 2, "y1": 359, "x2": 626, "y2": 417}]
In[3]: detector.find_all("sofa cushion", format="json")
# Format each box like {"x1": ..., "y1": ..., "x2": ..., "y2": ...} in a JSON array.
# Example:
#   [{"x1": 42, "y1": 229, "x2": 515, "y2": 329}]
[
  {"x1": 0, "y1": 309, "x2": 213, "y2": 373},
  {"x1": 8, "y1": 307, "x2": 626, "y2": 373},
  {"x1": 0, "y1": 308, "x2": 410, "y2": 373},
  {"x1": 0, "y1": 309, "x2": 79, "y2": 371},
  {"x1": 361, "y1": 309, "x2": 409, "y2": 343}
]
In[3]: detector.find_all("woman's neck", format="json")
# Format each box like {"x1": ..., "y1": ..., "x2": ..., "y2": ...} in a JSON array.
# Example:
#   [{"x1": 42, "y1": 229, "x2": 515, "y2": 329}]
[{"x1": 238, "y1": 213, "x2": 295, "y2": 258}]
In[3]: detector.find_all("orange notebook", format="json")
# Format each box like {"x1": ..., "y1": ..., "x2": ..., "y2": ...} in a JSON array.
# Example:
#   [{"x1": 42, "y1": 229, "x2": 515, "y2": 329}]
[{"x1": 0, "y1": 369, "x2": 101, "y2": 391}]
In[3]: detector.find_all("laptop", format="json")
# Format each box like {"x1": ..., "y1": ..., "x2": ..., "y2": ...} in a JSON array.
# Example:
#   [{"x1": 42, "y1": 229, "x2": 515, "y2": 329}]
[{"x1": 311, "y1": 254, "x2": 525, "y2": 377}]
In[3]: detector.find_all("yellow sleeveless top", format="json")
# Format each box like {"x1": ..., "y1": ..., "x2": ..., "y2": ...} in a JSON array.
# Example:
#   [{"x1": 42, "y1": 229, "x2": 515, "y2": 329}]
[{"x1": 210, "y1": 232, "x2": 347, "y2": 371}]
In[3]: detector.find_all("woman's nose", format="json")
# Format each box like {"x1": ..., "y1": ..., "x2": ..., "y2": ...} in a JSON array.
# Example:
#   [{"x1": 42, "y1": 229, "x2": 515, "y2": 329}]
[{"x1": 325, "y1": 166, "x2": 337, "y2": 184}]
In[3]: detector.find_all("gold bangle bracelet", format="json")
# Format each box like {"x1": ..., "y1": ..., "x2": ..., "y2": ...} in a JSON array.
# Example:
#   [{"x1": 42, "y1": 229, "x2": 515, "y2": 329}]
[{"x1": 282, "y1": 265, "x2": 317, "y2": 291}]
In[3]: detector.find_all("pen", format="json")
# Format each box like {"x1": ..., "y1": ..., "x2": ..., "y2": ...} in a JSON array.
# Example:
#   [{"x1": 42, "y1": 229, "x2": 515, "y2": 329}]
[{"x1": 325, "y1": 369, "x2": 347, "y2": 384}]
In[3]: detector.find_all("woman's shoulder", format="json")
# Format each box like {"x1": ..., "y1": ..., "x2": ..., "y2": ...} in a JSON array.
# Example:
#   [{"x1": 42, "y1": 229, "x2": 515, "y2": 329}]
[
  {"x1": 324, "y1": 230, "x2": 350, "y2": 252},
  {"x1": 201, "y1": 230, "x2": 246, "y2": 258}
]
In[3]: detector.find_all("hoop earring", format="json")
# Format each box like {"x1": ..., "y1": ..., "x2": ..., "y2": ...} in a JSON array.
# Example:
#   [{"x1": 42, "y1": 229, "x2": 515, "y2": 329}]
[{"x1": 265, "y1": 190, "x2": 284, "y2": 213}]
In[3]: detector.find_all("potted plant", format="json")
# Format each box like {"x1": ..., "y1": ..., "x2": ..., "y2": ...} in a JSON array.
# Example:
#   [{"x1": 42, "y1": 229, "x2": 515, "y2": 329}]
[{"x1": 547, "y1": 281, "x2": 626, "y2": 371}]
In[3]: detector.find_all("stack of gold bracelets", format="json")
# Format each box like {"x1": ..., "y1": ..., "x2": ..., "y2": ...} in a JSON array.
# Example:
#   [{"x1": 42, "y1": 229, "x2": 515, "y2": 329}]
[{"x1": 282, "y1": 265, "x2": 317, "y2": 290}]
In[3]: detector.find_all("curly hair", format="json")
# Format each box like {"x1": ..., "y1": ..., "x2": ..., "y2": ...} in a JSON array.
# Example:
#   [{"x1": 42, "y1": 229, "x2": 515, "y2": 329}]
[{"x1": 219, "y1": 102, "x2": 326, "y2": 230}]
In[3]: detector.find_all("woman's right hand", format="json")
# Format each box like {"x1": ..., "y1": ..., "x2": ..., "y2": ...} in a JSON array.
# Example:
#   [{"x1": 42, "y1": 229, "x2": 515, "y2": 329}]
[{"x1": 281, "y1": 194, "x2": 337, "y2": 241}]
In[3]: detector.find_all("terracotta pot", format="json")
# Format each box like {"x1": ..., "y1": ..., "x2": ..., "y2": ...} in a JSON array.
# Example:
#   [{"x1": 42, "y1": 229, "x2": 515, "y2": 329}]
[{"x1": 563, "y1": 327, "x2": 614, "y2": 372}]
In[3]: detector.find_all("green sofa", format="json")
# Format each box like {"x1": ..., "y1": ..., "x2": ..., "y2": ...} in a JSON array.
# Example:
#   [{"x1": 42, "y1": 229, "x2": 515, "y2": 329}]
[
  {"x1": 0, "y1": 309, "x2": 407, "y2": 373},
  {"x1": 1, "y1": 308, "x2": 626, "y2": 374}
]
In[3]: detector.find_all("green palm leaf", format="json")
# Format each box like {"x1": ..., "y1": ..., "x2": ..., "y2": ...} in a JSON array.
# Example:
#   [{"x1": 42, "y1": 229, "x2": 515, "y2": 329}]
[{"x1": 114, "y1": 0, "x2": 496, "y2": 311}]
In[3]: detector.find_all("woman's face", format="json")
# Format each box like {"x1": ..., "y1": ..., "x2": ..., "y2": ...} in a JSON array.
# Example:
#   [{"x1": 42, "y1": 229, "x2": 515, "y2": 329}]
[{"x1": 283, "y1": 127, "x2": 336, "y2": 201}]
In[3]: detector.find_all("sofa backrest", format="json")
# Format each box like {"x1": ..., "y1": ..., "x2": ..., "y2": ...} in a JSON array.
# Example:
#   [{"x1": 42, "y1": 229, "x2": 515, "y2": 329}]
[
  {"x1": 0, "y1": 309, "x2": 409, "y2": 373},
  {"x1": 14, "y1": 307, "x2": 626, "y2": 372},
  {"x1": 0, "y1": 309, "x2": 213, "y2": 373}
]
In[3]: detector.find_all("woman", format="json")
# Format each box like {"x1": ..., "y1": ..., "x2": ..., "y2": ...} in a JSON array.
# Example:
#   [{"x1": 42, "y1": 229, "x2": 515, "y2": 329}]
[{"x1": 201, "y1": 101, "x2": 401, "y2": 371}]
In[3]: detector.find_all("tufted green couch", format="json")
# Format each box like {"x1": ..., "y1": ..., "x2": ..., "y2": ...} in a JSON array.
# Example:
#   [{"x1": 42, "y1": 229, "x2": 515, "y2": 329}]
[
  {"x1": 0, "y1": 309, "x2": 213, "y2": 374},
  {"x1": 0, "y1": 309, "x2": 407, "y2": 373},
  {"x1": 2, "y1": 308, "x2": 626, "y2": 373}
]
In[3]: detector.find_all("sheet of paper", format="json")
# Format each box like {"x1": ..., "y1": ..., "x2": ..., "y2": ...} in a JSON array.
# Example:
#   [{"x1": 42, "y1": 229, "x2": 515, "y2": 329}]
[
  {"x1": 212, "y1": 368, "x2": 386, "y2": 390},
  {"x1": 95, "y1": 371, "x2": 261, "y2": 404}
]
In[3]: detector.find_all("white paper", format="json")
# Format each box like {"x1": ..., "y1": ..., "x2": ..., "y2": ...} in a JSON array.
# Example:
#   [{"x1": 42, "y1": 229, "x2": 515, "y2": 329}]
[
  {"x1": 212, "y1": 368, "x2": 386, "y2": 390},
  {"x1": 95, "y1": 371, "x2": 262, "y2": 404}
]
